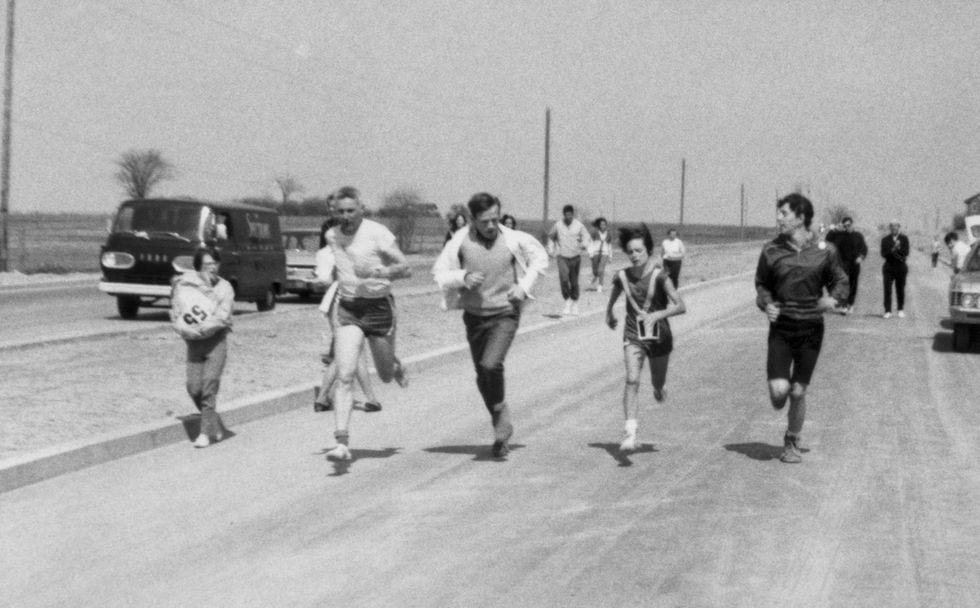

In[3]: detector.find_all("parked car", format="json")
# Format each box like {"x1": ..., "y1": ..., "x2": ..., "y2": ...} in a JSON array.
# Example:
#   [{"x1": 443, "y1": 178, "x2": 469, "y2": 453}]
[
  {"x1": 282, "y1": 228, "x2": 326, "y2": 299},
  {"x1": 99, "y1": 199, "x2": 286, "y2": 318},
  {"x1": 949, "y1": 240, "x2": 980, "y2": 351}
]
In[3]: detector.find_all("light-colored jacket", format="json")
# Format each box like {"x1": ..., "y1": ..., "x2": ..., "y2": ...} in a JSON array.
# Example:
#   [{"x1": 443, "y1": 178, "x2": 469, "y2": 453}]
[{"x1": 433, "y1": 225, "x2": 549, "y2": 311}]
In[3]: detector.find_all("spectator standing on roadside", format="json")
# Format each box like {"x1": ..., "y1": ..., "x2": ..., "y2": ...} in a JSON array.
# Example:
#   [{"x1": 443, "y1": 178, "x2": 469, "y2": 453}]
[
  {"x1": 828, "y1": 217, "x2": 867, "y2": 314},
  {"x1": 322, "y1": 186, "x2": 411, "y2": 461},
  {"x1": 755, "y1": 194, "x2": 849, "y2": 463},
  {"x1": 445, "y1": 211, "x2": 468, "y2": 245},
  {"x1": 501, "y1": 214, "x2": 517, "y2": 230},
  {"x1": 661, "y1": 228, "x2": 686, "y2": 288},
  {"x1": 547, "y1": 204, "x2": 591, "y2": 316},
  {"x1": 880, "y1": 221, "x2": 911, "y2": 319},
  {"x1": 588, "y1": 217, "x2": 612, "y2": 293},
  {"x1": 931, "y1": 236, "x2": 941, "y2": 268},
  {"x1": 433, "y1": 193, "x2": 548, "y2": 458},
  {"x1": 945, "y1": 231, "x2": 972, "y2": 274},
  {"x1": 606, "y1": 223, "x2": 686, "y2": 453},
  {"x1": 171, "y1": 249, "x2": 235, "y2": 449}
]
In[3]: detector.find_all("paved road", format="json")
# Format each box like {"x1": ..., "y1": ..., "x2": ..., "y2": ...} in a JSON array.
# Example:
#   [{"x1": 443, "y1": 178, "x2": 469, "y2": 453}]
[
  {"x1": 0, "y1": 259, "x2": 439, "y2": 349},
  {"x1": 3, "y1": 252, "x2": 978, "y2": 607}
]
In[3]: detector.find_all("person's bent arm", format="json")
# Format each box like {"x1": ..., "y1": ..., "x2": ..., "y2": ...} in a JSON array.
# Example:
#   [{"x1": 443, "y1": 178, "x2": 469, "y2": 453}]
[{"x1": 606, "y1": 281, "x2": 623, "y2": 329}]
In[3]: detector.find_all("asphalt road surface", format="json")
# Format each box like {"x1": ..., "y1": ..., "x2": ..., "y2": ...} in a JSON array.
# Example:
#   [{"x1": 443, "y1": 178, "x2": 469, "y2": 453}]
[{"x1": 3, "y1": 253, "x2": 979, "y2": 607}]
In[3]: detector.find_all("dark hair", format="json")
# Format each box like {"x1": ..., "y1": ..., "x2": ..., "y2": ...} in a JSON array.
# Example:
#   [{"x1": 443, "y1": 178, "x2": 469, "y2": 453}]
[
  {"x1": 193, "y1": 248, "x2": 220, "y2": 271},
  {"x1": 945, "y1": 231, "x2": 959, "y2": 244},
  {"x1": 776, "y1": 193, "x2": 814, "y2": 229},
  {"x1": 467, "y1": 192, "x2": 501, "y2": 217},
  {"x1": 841, "y1": 216, "x2": 853, "y2": 225},
  {"x1": 335, "y1": 186, "x2": 360, "y2": 201},
  {"x1": 448, "y1": 211, "x2": 469, "y2": 230},
  {"x1": 667, "y1": 227, "x2": 678, "y2": 235},
  {"x1": 562, "y1": 204, "x2": 574, "y2": 215},
  {"x1": 501, "y1": 214, "x2": 517, "y2": 229},
  {"x1": 593, "y1": 217, "x2": 607, "y2": 229},
  {"x1": 617, "y1": 223, "x2": 654, "y2": 254}
]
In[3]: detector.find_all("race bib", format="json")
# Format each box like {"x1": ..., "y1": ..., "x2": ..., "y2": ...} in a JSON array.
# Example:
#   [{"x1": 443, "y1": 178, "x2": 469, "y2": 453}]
[{"x1": 171, "y1": 281, "x2": 218, "y2": 340}]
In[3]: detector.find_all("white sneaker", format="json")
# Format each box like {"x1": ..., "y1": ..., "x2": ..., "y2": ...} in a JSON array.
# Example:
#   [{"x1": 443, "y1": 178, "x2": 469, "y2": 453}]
[
  {"x1": 596, "y1": 285, "x2": 603, "y2": 294},
  {"x1": 897, "y1": 310, "x2": 905, "y2": 318},
  {"x1": 326, "y1": 444, "x2": 352, "y2": 461},
  {"x1": 193, "y1": 434, "x2": 210, "y2": 448},
  {"x1": 619, "y1": 419, "x2": 638, "y2": 452},
  {"x1": 883, "y1": 312, "x2": 892, "y2": 319},
  {"x1": 570, "y1": 301, "x2": 580, "y2": 316},
  {"x1": 561, "y1": 300, "x2": 572, "y2": 316}
]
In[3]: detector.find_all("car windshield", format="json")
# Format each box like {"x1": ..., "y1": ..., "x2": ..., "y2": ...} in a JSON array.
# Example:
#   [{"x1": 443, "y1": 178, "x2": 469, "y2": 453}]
[
  {"x1": 966, "y1": 245, "x2": 980, "y2": 272},
  {"x1": 112, "y1": 202, "x2": 204, "y2": 241},
  {"x1": 283, "y1": 232, "x2": 320, "y2": 253}
]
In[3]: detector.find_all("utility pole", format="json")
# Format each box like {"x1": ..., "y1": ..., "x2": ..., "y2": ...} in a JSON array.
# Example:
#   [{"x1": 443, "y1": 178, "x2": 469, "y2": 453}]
[
  {"x1": 679, "y1": 158, "x2": 685, "y2": 225},
  {"x1": 542, "y1": 107, "x2": 550, "y2": 230},
  {"x1": 740, "y1": 183, "x2": 745, "y2": 240},
  {"x1": 0, "y1": 0, "x2": 15, "y2": 272}
]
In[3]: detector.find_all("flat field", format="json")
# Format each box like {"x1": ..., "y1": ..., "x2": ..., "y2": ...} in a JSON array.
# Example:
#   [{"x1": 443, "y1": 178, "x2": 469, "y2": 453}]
[{"x1": 5, "y1": 212, "x2": 774, "y2": 273}]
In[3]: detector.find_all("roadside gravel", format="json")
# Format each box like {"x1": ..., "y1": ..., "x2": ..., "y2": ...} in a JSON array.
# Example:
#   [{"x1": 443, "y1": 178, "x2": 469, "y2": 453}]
[{"x1": 0, "y1": 241, "x2": 764, "y2": 460}]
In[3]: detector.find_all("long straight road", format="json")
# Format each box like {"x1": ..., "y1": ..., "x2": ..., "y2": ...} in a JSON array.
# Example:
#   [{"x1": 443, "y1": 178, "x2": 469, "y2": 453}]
[{"x1": 3, "y1": 251, "x2": 978, "y2": 607}]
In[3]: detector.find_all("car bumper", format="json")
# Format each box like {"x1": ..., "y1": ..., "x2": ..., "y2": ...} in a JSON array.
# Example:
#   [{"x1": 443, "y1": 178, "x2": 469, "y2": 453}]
[
  {"x1": 98, "y1": 281, "x2": 171, "y2": 297},
  {"x1": 949, "y1": 307, "x2": 980, "y2": 325}
]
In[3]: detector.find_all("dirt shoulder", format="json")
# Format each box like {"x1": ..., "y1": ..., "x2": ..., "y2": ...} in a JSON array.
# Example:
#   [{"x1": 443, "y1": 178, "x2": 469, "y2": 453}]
[{"x1": 0, "y1": 241, "x2": 764, "y2": 461}]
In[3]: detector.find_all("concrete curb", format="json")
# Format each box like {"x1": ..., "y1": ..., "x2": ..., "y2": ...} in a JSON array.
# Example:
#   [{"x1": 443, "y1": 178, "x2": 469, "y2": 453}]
[{"x1": 0, "y1": 270, "x2": 753, "y2": 494}]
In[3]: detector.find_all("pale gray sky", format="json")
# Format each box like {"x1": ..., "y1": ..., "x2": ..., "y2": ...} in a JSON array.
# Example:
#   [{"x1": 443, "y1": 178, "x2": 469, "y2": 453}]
[{"x1": 7, "y1": 0, "x2": 980, "y2": 230}]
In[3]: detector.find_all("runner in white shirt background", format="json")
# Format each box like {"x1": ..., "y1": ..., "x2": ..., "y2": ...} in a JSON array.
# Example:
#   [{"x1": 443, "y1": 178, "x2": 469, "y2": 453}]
[{"x1": 661, "y1": 228, "x2": 686, "y2": 288}]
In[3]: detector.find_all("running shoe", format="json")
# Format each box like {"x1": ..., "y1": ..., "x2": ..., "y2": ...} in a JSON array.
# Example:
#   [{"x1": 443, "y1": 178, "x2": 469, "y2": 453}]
[
  {"x1": 883, "y1": 312, "x2": 892, "y2": 319},
  {"x1": 362, "y1": 400, "x2": 382, "y2": 412},
  {"x1": 654, "y1": 386, "x2": 667, "y2": 402},
  {"x1": 492, "y1": 416, "x2": 513, "y2": 458},
  {"x1": 897, "y1": 310, "x2": 905, "y2": 318},
  {"x1": 393, "y1": 362, "x2": 409, "y2": 388},
  {"x1": 780, "y1": 434, "x2": 802, "y2": 464},
  {"x1": 619, "y1": 433, "x2": 637, "y2": 452},
  {"x1": 326, "y1": 444, "x2": 352, "y2": 461},
  {"x1": 314, "y1": 392, "x2": 334, "y2": 412},
  {"x1": 193, "y1": 434, "x2": 210, "y2": 449}
]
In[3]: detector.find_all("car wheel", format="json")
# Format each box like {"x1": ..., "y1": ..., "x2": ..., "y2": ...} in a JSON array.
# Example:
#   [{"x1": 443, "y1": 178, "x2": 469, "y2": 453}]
[
  {"x1": 117, "y1": 296, "x2": 140, "y2": 319},
  {"x1": 953, "y1": 324, "x2": 970, "y2": 352},
  {"x1": 256, "y1": 287, "x2": 276, "y2": 312}
]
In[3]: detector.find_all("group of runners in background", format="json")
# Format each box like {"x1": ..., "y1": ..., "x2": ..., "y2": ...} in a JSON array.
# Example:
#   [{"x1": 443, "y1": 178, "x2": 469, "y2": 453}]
[{"x1": 170, "y1": 188, "x2": 954, "y2": 466}]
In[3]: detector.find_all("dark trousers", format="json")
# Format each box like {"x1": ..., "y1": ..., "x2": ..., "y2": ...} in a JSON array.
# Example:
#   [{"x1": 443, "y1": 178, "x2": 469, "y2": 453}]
[
  {"x1": 844, "y1": 262, "x2": 861, "y2": 307},
  {"x1": 186, "y1": 331, "x2": 227, "y2": 436},
  {"x1": 882, "y1": 263, "x2": 908, "y2": 312},
  {"x1": 663, "y1": 259, "x2": 682, "y2": 288},
  {"x1": 557, "y1": 255, "x2": 581, "y2": 301},
  {"x1": 464, "y1": 308, "x2": 520, "y2": 415}
]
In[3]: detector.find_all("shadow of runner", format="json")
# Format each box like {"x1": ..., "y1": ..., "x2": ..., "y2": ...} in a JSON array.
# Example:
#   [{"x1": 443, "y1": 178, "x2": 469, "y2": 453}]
[
  {"x1": 588, "y1": 442, "x2": 657, "y2": 467},
  {"x1": 423, "y1": 444, "x2": 526, "y2": 462},
  {"x1": 724, "y1": 442, "x2": 810, "y2": 461},
  {"x1": 178, "y1": 413, "x2": 234, "y2": 443},
  {"x1": 316, "y1": 446, "x2": 402, "y2": 476}
]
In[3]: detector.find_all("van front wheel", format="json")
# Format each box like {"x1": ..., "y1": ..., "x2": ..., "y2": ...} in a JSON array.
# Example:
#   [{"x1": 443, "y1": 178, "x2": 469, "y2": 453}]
[
  {"x1": 256, "y1": 287, "x2": 276, "y2": 312},
  {"x1": 117, "y1": 296, "x2": 140, "y2": 319}
]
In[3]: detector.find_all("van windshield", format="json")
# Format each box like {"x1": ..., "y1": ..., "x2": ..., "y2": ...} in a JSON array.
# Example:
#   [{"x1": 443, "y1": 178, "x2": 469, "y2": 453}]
[{"x1": 112, "y1": 201, "x2": 204, "y2": 241}]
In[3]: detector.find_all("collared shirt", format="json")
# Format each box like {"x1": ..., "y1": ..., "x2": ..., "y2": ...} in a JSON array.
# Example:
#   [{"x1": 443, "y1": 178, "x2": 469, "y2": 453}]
[
  {"x1": 548, "y1": 218, "x2": 591, "y2": 258},
  {"x1": 755, "y1": 232, "x2": 849, "y2": 321}
]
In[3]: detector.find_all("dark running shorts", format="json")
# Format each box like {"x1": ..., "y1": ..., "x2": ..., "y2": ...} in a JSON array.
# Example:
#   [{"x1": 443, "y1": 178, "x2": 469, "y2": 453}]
[
  {"x1": 336, "y1": 296, "x2": 395, "y2": 338},
  {"x1": 766, "y1": 318, "x2": 824, "y2": 385}
]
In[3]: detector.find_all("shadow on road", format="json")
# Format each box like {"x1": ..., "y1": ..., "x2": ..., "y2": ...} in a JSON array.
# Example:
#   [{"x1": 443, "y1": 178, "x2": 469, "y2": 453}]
[
  {"x1": 724, "y1": 442, "x2": 810, "y2": 461},
  {"x1": 316, "y1": 447, "x2": 402, "y2": 476},
  {"x1": 588, "y1": 442, "x2": 658, "y2": 467},
  {"x1": 177, "y1": 413, "x2": 233, "y2": 442},
  {"x1": 932, "y1": 331, "x2": 954, "y2": 353},
  {"x1": 423, "y1": 444, "x2": 525, "y2": 462}
]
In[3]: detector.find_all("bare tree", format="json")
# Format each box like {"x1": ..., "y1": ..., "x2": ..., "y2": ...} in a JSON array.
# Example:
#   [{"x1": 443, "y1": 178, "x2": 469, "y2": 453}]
[
  {"x1": 114, "y1": 149, "x2": 175, "y2": 199},
  {"x1": 378, "y1": 187, "x2": 439, "y2": 252},
  {"x1": 822, "y1": 204, "x2": 855, "y2": 227},
  {"x1": 274, "y1": 175, "x2": 304, "y2": 207}
]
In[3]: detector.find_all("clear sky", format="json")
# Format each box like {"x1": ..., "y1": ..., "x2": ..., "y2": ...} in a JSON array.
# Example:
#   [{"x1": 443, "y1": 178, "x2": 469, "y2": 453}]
[{"x1": 5, "y1": 0, "x2": 980, "y2": 231}]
